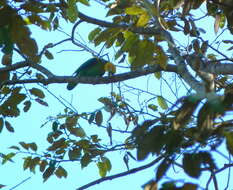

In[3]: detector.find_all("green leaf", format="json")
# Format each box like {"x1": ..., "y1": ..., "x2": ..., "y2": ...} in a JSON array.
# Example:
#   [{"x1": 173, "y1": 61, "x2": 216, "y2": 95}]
[
  {"x1": 71, "y1": 127, "x2": 86, "y2": 138},
  {"x1": 67, "y1": 0, "x2": 79, "y2": 23},
  {"x1": 55, "y1": 166, "x2": 68, "y2": 178},
  {"x1": 101, "y1": 157, "x2": 112, "y2": 172},
  {"x1": 29, "y1": 142, "x2": 37, "y2": 151},
  {"x1": 52, "y1": 121, "x2": 58, "y2": 131},
  {"x1": 68, "y1": 148, "x2": 81, "y2": 160},
  {"x1": 9, "y1": 145, "x2": 20, "y2": 151},
  {"x1": 97, "y1": 162, "x2": 107, "y2": 177},
  {"x1": 148, "y1": 104, "x2": 158, "y2": 111},
  {"x1": 95, "y1": 110, "x2": 103, "y2": 126},
  {"x1": 183, "y1": 153, "x2": 201, "y2": 178},
  {"x1": 80, "y1": 153, "x2": 92, "y2": 168},
  {"x1": 23, "y1": 156, "x2": 31, "y2": 170},
  {"x1": 88, "y1": 27, "x2": 101, "y2": 42},
  {"x1": 29, "y1": 88, "x2": 45, "y2": 99},
  {"x1": 157, "y1": 96, "x2": 168, "y2": 110},
  {"x1": 125, "y1": 6, "x2": 146, "y2": 15},
  {"x1": 44, "y1": 50, "x2": 54, "y2": 60},
  {"x1": 78, "y1": 0, "x2": 90, "y2": 6},
  {"x1": 2, "y1": 152, "x2": 15, "y2": 164},
  {"x1": 40, "y1": 160, "x2": 48, "y2": 172},
  {"x1": 88, "y1": 112, "x2": 95, "y2": 124},
  {"x1": 225, "y1": 132, "x2": 233, "y2": 155},
  {"x1": 5, "y1": 120, "x2": 14, "y2": 132},
  {"x1": 19, "y1": 142, "x2": 30, "y2": 150},
  {"x1": 23, "y1": 100, "x2": 31, "y2": 112},
  {"x1": 43, "y1": 166, "x2": 55, "y2": 182},
  {"x1": 154, "y1": 72, "x2": 161, "y2": 79},
  {"x1": 94, "y1": 28, "x2": 120, "y2": 46},
  {"x1": 137, "y1": 13, "x2": 150, "y2": 27}
]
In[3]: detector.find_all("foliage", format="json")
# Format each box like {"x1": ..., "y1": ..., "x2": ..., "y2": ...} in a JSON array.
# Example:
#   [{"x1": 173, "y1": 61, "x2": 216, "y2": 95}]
[{"x1": 1, "y1": 0, "x2": 233, "y2": 190}]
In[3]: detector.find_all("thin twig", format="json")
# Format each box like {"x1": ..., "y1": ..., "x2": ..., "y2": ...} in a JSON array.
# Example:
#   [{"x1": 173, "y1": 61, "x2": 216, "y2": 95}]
[{"x1": 9, "y1": 177, "x2": 32, "y2": 190}]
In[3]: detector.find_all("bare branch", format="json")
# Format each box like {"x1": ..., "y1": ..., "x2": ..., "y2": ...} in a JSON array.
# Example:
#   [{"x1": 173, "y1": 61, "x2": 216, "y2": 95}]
[
  {"x1": 2, "y1": 64, "x2": 177, "y2": 86},
  {"x1": 78, "y1": 12, "x2": 162, "y2": 35},
  {"x1": 76, "y1": 155, "x2": 164, "y2": 190},
  {"x1": 0, "y1": 61, "x2": 54, "y2": 78}
]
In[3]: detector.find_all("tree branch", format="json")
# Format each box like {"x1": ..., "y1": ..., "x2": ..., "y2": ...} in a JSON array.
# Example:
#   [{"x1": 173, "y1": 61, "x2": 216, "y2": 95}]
[
  {"x1": 78, "y1": 12, "x2": 162, "y2": 35},
  {"x1": 76, "y1": 155, "x2": 164, "y2": 190},
  {"x1": 2, "y1": 64, "x2": 177, "y2": 86},
  {"x1": 0, "y1": 61, "x2": 54, "y2": 78}
]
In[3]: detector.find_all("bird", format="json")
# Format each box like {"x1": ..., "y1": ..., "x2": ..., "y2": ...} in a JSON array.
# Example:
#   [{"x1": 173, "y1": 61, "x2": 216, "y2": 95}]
[{"x1": 67, "y1": 57, "x2": 109, "y2": 90}]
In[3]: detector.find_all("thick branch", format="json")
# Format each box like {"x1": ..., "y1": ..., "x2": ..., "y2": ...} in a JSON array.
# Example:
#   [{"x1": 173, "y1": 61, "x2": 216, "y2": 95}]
[
  {"x1": 2, "y1": 64, "x2": 177, "y2": 86},
  {"x1": 78, "y1": 12, "x2": 162, "y2": 35},
  {"x1": 76, "y1": 155, "x2": 164, "y2": 190},
  {"x1": 0, "y1": 61, "x2": 54, "y2": 78},
  {"x1": 198, "y1": 63, "x2": 233, "y2": 75}
]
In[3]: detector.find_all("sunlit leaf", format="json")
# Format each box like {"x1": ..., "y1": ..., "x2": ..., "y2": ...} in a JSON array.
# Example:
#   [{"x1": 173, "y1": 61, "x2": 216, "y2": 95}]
[
  {"x1": 157, "y1": 96, "x2": 168, "y2": 110},
  {"x1": 88, "y1": 27, "x2": 101, "y2": 42},
  {"x1": 125, "y1": 6, "x2": 146, "y2": 15},
  {"x1": 2, "y1": 152, "x2": 15, "y2": 164},
  {"x1": 148, "y1": 104, "x2": 158, "y2": 111},
  {"x1": 225, "y1": 132, "x2": 233, "y2": 155},
  {"x1": 40, "y1": 160, "x2": 48, "y2": 172},
  {"x1": 104, "y1": 62, "x2": 116, "y2": 74},
  {"x1": 67, "y1": 0, "x2": 79, "y2": 23},
  {"x1": 102, "y1": 157, "x2": 112, "y2": 172},
  {"x1": 97, "y1": 162, "x2": 107, "y2": 177},
  {"x1": 78, "y1": 0, "x2": 90, "y2": 6},
  {"x1": 137, "y1": 13, "x2": 150, "y2": 27}
]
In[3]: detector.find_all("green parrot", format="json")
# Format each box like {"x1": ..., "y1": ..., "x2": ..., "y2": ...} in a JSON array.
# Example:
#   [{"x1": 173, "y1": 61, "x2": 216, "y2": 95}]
[{"x1": 67, "y1": 57, "x2": 109, "y2": 90}]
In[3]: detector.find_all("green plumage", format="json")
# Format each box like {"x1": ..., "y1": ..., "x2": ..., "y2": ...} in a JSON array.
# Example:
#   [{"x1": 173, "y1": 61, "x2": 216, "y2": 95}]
[{"x1": 67, "y1": 57, "x2": 108, "y2": 90}]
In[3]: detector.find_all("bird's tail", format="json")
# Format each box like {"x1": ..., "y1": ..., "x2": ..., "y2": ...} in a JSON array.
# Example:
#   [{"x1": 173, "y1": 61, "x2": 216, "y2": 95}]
[{"x1": 67, "y1": 82, "x2": 78, "y2": 90}]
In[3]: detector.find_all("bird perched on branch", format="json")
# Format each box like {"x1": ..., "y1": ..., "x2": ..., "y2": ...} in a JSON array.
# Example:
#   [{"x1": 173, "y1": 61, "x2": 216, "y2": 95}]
[{"x1": 67, "y1": 57, "x2": 115, "y2": 90}]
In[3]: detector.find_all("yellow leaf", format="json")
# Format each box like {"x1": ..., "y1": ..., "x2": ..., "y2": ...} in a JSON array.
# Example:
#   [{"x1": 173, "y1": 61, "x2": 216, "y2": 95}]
[
  {"x1": 137, "y1": 13, "x2": 150, "y2": 27},
  {"x1": 125, "y1": 6, "x2": 146, "y2": 15},
  {"x1": 24, "y1": 17, "x2": 31, "y2": 25},
  {"x1": 157, "y1": 96, "x2": 168, "y2": 110},
  {"x1": 104, "y1": 62, "x2": 116, "y2": 74}
]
